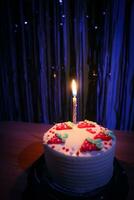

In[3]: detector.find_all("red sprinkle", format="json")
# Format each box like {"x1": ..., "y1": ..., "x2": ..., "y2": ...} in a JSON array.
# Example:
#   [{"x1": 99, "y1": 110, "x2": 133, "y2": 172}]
[
  {"x1": 104, "y1": 142, "x2": 107, "y2": 145},
  {"x1": 76, "y1": 151, "x2": 79, "y2": 156},
  {"x1": 52, "y1": 145, "x2": 55, "y2": 149},
  {"x1": 105, "y1": 147, "x2": 108, "y2": 149},
  {"x1": 51, "y1": 131, "x2": 55, "y2": 134},
  {"x1": 66, "y1": 148, "x2": 69, "y2": 152},
  {"x1": 109, "y1": 142, "x2": 112, "y2": 146},
  {"x1": 62, "y1": 147, "x2": 65, "y2": 150}
]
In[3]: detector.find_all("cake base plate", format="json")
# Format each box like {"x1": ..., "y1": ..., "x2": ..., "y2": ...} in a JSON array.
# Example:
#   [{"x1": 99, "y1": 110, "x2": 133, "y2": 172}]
[{"x1": 23, "y1": 155, "x2": 129, "y2": 200}]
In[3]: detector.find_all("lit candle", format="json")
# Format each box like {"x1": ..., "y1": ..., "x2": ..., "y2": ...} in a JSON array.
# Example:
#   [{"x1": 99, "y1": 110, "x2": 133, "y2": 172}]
[{"x1": 72, "y1": 79, "x2": 77, "y2": 123}]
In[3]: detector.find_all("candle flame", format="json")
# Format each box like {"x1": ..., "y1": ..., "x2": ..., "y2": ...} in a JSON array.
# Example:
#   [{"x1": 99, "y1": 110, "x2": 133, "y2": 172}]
[{"x1": 72, "y1": 79, "x2": 77, "y2": 96}]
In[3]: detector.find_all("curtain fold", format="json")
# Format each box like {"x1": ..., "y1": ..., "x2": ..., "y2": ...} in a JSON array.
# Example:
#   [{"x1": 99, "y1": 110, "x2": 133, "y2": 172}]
[{"x1": 97, "y1": 0, "x2": 134, "y2": 130}]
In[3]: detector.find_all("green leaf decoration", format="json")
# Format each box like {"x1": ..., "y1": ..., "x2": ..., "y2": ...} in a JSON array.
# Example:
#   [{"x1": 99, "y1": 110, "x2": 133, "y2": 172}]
[
  {"x1": 86, "y1": 137, "x2": 103, "y2": 149},
  {"x1": 56, "y1": 133, "x2": 68, "y2": 141},
  {"x1": 105, "y1": 131, "x2": 116, "y2": 140},
  {"x1": 56, "y1": 133, "x2": 62, "y2": 139},
  {"x1": 63, "y1": 133, "x2": 68, "y2": 139}
]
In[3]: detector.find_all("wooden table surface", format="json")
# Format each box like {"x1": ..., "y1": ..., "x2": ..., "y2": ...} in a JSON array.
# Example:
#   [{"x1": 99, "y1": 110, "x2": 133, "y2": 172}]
[{"x1": 0, "y1": 121, "x2": 134, "y2": 200}]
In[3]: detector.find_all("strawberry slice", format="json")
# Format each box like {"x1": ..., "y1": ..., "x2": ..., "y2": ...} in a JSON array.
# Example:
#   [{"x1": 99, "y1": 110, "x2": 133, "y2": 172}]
[
  {"x1": 47, "y1": 134, "x2": 63, "y2": 144},
  {"x1": 56, "y1": 122, "x2": 72, "y2": 130},
  {"x1": 80, "y1": 139, "x2": 100, "y2": 152},
  {"x1": 78, "y1": 121, "x2": 96, "y2": 128},
  {"x1": 86, "y1": 128, "x2": 96, "y2": 134},
  {"x1": 94, "y1": 132, "x2": 111, "y2": 141}
]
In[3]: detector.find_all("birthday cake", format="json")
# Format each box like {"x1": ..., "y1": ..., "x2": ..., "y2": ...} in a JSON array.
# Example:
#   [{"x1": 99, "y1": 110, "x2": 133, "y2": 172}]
[{"x1": 43, "y1": 120, "x2": 116, "y2": 194}]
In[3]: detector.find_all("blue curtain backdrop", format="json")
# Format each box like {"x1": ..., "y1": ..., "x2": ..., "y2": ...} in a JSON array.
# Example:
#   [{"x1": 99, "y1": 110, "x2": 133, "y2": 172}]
[
  {"x1": 0, "y1": 0, "x2": 134, "y2": 130},
  {"x1": 97, "y1": 0, "x2": 134, "y2": 130}
]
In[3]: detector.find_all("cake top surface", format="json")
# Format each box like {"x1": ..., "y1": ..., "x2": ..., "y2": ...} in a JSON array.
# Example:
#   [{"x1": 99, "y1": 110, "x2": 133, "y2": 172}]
[{"x1": 43, "y1": 120, "x2": 116, "y2": 157}]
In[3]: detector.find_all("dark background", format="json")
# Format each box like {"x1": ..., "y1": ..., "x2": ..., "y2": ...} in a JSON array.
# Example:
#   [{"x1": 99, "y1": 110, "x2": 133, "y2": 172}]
[{"x1": 0, "y1": 0, "x2": 134, "y2": 130}]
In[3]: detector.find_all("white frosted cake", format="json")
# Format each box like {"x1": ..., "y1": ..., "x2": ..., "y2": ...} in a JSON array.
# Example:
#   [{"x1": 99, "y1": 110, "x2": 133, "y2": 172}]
[{"x1": 43, "y1": 120, "x2": 116, "y2": 194}]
